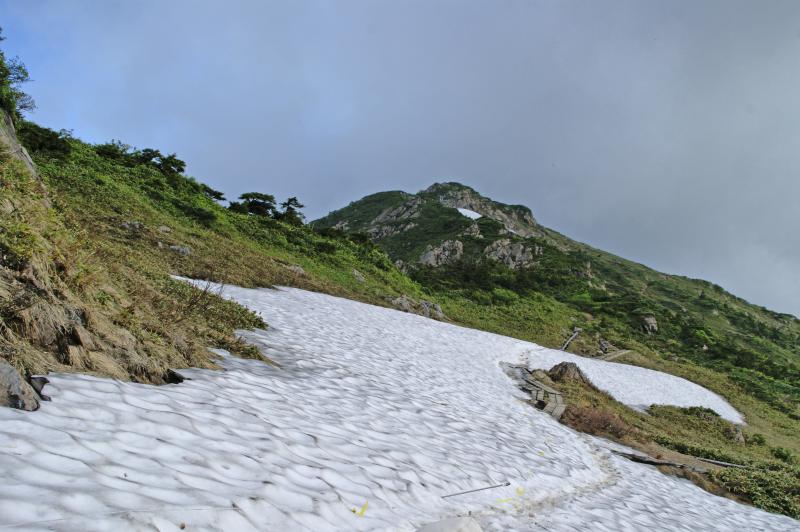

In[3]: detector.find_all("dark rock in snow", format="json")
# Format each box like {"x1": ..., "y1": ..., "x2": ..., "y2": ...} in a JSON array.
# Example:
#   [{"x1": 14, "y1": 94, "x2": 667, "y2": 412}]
[{"x1": 0, "y1": 359, "x2": 40, "y2": 411}]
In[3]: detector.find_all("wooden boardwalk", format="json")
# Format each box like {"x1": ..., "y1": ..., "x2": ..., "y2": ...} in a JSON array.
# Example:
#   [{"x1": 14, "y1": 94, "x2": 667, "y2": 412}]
[{"x1": 505, "y1": 365, "x2": 567, "y2": 420}]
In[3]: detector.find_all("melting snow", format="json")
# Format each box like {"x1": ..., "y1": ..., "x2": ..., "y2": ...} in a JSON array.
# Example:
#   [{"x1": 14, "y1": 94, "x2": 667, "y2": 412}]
[
  {"x1": 456, "y1": 208, "x2": 482, "y2": 220},
  {"x1": 0, "y1": 284, "x2": 792, "y2": 531}
]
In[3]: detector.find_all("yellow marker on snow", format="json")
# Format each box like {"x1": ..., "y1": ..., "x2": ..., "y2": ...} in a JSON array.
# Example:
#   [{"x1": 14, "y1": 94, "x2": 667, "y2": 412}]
[
  {"x1": 516, "y1": 487, "x2": 524, "y2": 497},
  {"x1": 538, "y1": 450, "x2": 545, "y2": 456},
  {"x1": 356, "y1": 501, "x2": 368, "y2": 517}
]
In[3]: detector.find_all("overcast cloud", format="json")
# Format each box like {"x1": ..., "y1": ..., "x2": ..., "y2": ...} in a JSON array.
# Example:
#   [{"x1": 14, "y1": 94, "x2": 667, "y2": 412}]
[{"x1": 2, "y1": 0, "x2": 798, "y2": 316}]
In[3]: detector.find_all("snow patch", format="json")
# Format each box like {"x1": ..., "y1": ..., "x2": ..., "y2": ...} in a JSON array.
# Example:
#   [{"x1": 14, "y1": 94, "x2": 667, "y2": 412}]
[
  {"x1": 0, "y1": 284, "x2": 788, "y2": 531},
  {"x1": 456, "y1": 208, "x2": 482, "y2": 220}
]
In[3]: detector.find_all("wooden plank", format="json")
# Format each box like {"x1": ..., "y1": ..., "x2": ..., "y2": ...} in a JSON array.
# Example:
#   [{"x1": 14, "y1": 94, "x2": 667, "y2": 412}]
[
  {"x1": 695, "y1": 457, "x2": 751, "y2": 469},
  {"x1": 551, "y1": 404, "x2": 566, "y2": 419}
]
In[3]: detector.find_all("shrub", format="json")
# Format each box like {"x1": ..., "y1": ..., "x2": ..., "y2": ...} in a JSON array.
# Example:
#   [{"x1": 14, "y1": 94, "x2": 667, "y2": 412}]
[
  {"x1": 16, "y1": 121, "x2": 71, "y2": 158},
  {"x1": 748, "y1": 433, "x2": 767, "y2": 446},
  {"x1": 565, "y1": 406, "x2": 632, "y2": 439},
  {"x1": 314, "y1": 241, "x2": 337, "y2": 255},
  {"x1": 772, "y1": 447, "x2": 796, "y2": 464},
  {"x1": 491, "y1": 287, "x2": 519, "y2": 304},
  {"x1": 710, "y1": 467, "x2": 800, "y2": 518}
]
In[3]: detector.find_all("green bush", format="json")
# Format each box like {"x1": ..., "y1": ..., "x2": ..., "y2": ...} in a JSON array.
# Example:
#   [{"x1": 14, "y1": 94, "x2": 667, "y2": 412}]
[
  {"x1": 710, "y1": 467, "x2": 800, "y2": 518},
  {"x1": 491, "y1": 287, "x2": 519, "y2": 304},
  {"x1": 16, "y1": 121, "x2": 71, "y2": 158},
  {"x1": 772, "y1": 447, "x2": 796, "y2": 464}
]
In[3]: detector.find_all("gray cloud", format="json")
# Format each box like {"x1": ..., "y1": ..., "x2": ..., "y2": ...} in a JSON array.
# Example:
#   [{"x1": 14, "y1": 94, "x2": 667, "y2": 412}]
[{"x1": 3, "y1": 0, "x2": 798, "y2": 315}]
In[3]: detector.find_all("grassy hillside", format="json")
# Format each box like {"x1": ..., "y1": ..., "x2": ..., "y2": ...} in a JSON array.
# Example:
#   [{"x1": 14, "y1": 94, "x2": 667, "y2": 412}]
[
  {"x1": 1, "y1": 120, "x2": 426, "y2": 383},
  {"x1": 315, "y1": 183, "x2": 800, "y2": 420}
]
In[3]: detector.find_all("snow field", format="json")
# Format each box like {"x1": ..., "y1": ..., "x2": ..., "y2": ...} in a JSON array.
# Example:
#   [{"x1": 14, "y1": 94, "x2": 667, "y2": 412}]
[
  {"x1": 0, "y1": 284, "x2": 793, "y2": 531},
  {"x1": 456, "y1": 208, "x2": 482, "y2": 220}
]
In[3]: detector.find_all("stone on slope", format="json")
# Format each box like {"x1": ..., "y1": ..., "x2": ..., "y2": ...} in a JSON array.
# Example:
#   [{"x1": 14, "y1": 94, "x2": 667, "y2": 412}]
[
  {"x1": 0, "y1": 359, "x2": 39, "y2": 411},
  {"x1": 548, "y1": 361, "x2": 594, "y2": 388},
  {"x1": 642, "y1": 315, "x2": 659, "y2": 334}
]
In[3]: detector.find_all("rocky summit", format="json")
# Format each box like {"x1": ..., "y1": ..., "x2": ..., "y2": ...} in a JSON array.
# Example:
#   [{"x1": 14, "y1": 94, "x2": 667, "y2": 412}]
[{"x1": 314, "y1": 182, "x2": 553, "y2": 270}]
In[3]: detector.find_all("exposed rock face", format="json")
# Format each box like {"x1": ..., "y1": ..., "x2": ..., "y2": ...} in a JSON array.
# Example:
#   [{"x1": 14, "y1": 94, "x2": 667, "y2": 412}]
[
  {"x1": 483, "y1": 239, "x2": 534, "y2": 269},
  {"x1": 333, "y1": 220, "x2": 349, "y2": 231},
  {"x1": 0, "y1": 359, "x2": 40, "y2": 411},
  {"x1": 367, "y1": 222, "x2": 417, "y2": 239},
  {"x1": 352, "y1": 269, "x2": 365, "y2": 283},
  {"x1": 419, "y1": 240, "x2": 464, "y2": 267},
  {"x1": 642, "y1": 315, "x2": 659, "y2": 334},
  {"x1": 373, "y1": 197, "x2": 423, "y2": 224},
  {"x1": 461, "y1": 222, "x2": 482, "y2": 238},
  {"x1": 0, "y1": 110, "x2": 37, "y2": 178},
  {"x1": 426, "y1": 183, "x2": 538, "y2": 237}
]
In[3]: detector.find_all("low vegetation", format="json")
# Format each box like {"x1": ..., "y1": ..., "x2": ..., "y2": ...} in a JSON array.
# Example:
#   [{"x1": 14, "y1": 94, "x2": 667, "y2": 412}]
[{"x1": 550, "y1": 371, "x2": 800, "y2": 518}]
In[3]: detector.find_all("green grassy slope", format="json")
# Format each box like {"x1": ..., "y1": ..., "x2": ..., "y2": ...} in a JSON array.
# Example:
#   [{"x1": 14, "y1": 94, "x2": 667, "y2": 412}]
[
  {"x1": 1, "y1": 124, "x2": 426, "y2": 383},
  {"x1": 314, "y1": 184, "x2": 800, "y2": 419}
]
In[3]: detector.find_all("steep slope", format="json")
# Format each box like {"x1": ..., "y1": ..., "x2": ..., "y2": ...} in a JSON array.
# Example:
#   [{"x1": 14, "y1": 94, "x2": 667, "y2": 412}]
[
  {"x1": 1, "y1": 112, "x2": 429, "y2": 395},
  {"x1": 315, "y1": 183, "x2": 800, "y2": 420}
]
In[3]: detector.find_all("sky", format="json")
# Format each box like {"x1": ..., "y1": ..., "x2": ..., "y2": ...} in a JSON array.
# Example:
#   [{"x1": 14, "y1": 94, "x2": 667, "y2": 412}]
[{"x1": 2, "y1": 0, "x2": 799, "y2": 317}]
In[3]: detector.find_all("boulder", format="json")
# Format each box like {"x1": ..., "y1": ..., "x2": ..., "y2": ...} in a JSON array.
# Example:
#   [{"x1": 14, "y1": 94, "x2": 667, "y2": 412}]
[
  {"x1": 286, "y1": 264, "x2": 306, "y2": 276},
  {"x1": 0, "y1": 359, "x2": 40, "y2": 411},
  {"x1": 352, "y1": 269, "x2": 366, "y2": 283},
  {"x1": 547, "y1": 361, "x2": 593, "y2": 387},
  {"x1": 169, "y1": 245, "x2": 192, "y2": 256},
  {"x1": 391, "y1": 295, "x2": 415, "y2": 313},
  {"x1": 157, "y1": 225, "x2": 172, "y2": 233},
  {"x1": 121, "y1": 220, "x2": 144, "y2": 231},
  {"x1": 642, "y1": 315, "x2": 659, "y2": 334}
]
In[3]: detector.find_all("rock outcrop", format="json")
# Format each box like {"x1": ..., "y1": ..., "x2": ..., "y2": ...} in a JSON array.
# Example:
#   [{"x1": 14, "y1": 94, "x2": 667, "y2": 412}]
[
  {"x1": 367, "y1": 222, "x2": 417, "y2": 239},
  {"x1": 483, "y1": 239, "x2": 535, "y2": 269},
  {"x1": 0, "y1": 110, "x2": 37, "y2": 178},
  {"x1": 461, "y1": 222, "x2": 482, "y2": 239},
  {"x1": 419, "y1": 240, "x2": 464, "y2": 267},
  {"x1": 389, "y1": 295, "x2": 445, "y2": 320},
  {"x1": 373, "y1": 197, "x2": 422, "y2": 224},
  {"x1": 426, "y1": 183, "x2": 539, "y2": 237}
]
